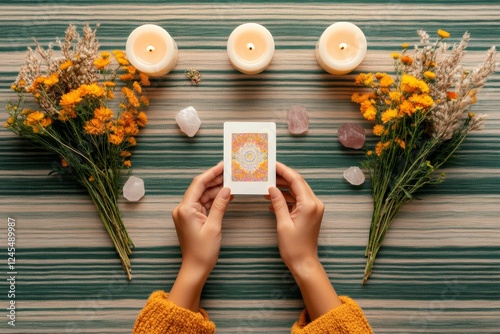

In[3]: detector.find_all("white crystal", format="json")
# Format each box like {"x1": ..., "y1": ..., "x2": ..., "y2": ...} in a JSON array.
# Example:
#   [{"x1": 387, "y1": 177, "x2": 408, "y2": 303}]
[
  {"x1": 343, "y1": 166, "x2": 365, "y2": 186},
  {"x1": 123, "y1": 176, "x2": 145, "y2": 201},
  {"x1": 176, "y1": 106, "x2": 201, "y2": 137}
]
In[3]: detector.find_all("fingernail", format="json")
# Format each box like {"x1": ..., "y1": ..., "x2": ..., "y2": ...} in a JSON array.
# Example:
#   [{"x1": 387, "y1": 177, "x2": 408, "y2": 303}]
[
  {"x1": 268, "y1": 187, "x2": 279, "y2": 199},
  {"x1": 220, "y1": 187, "x2": 231, "y2": 199}
]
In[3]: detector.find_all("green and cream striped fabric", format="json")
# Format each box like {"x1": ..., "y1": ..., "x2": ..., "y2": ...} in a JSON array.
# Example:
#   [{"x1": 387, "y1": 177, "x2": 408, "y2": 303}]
[{"x1": 1, "y1": 1, "x2": 499, "y2": 333}]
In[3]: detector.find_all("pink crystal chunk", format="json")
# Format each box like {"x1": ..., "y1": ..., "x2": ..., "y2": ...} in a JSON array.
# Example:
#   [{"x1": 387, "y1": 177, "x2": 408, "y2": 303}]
[
  {"x1": 338, "y1": 123, "x2": 365, "y2": 149},
  {"x1": 287, "y1": 105, "x2": 309, "y2": 135}
]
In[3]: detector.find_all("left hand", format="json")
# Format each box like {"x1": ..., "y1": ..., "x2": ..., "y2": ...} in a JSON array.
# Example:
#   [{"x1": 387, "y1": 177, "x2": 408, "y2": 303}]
[{"x1": 172, "y1": 161, "x2": 232, "y2": 277}]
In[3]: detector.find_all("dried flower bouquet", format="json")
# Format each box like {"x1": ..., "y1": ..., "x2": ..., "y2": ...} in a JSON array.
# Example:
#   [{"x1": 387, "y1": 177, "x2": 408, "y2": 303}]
[
  {"x1": 352, "y1": 29, "x2": 496, "y2": 284},
  {"x1": 4, "y1": 24, "x2": 151, "y2": 280}
]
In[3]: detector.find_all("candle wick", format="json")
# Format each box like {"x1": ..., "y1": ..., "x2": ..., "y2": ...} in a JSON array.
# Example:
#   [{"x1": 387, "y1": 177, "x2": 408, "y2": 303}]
[
  {"x1": 339, "y1": 43, "x2": 348, "y2": 51},
  {"x1": 146, "y1": 45, "x2": 156, "y2": 53},
  {"x1": 247, "y1": 43, "x2": 255, "y2": 51}
]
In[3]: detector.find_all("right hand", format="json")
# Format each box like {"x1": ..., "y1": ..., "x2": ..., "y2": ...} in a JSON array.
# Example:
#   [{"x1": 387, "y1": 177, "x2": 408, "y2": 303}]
[{"x1": 267, "y1": 162, "x2": 325, "y2": 274}]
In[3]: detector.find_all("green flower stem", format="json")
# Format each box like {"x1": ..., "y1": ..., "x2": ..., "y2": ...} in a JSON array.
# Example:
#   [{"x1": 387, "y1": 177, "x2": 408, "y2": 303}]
[{"x1": 84, "y1": 173, "x2": 134, "y2": 280}]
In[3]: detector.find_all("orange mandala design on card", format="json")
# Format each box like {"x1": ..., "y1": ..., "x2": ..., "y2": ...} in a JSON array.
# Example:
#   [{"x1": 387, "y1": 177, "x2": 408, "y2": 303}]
[{"x1": 231, "y1": 133, "x2": 268, "y2": 181}]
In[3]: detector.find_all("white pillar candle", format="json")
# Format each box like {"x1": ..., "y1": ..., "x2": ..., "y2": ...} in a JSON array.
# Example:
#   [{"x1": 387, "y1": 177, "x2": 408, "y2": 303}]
[
  {"x1": 227, "y1": 23, "x2": 275, "y2": 75},
  {"x1": 126, "y1": 24, "x2": 178, "y2": 77},
  {"x1": 315, "y1": 22, "x2": 367, "y2": 75}
]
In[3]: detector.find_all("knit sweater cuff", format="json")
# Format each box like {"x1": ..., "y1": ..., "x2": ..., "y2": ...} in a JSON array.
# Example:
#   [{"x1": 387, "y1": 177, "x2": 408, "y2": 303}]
[
  {"x1": 292, "y1": 296, "x2": 373, "y2": 334},
  {"x1": 133, "y1": 291, "x2": 215, "y2": 334}
]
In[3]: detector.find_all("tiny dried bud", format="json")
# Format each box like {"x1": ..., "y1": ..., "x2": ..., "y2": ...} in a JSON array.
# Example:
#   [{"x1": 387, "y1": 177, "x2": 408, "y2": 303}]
[{"x1": 185, "y1": 68, "x2": 202, "y2": 85}]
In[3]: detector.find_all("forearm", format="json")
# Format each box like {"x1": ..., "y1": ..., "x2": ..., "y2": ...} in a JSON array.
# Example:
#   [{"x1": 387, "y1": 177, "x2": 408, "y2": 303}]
[
  {"x1": 167, "y1": 262, "x2": 210, "y2": 312},
  {"x1": 290, "y1": 258, "x2": 342, "y2": 321}
]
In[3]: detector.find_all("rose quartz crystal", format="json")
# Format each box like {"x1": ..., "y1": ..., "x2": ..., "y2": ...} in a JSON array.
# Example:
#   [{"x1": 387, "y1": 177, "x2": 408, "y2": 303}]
[{"x1": 338, "y1": 123, "x2": 365, "y2": 149}]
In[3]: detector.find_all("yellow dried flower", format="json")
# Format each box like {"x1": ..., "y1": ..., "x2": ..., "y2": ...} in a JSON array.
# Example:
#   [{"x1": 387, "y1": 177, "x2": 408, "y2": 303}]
[
  {"x1": 59, "y1": 60, "x2": 73, "y2": 71},
  {"x1": 409, "y1": 94, "x2": 434, "y2": 110},
  {"x1": 128, "y1": 137, "x2": 137, "y2": 146},
  {"x1": 437, "y1": 29, "x2": 450, "y2": 39},
  {"x1": 84, "y1": 118, "x2": 106, "y2": 135},
  {"x1": 423, "y1": 71, "x2": 436, "y2": 79},
  {"x1": 379, "y1": 75, "x2": 394, "y2": 88},
  {"x1": 355, "y1": 73, "x2": 375, "y2": 86},
  {"x1": 389, "y1": 91, "x2": 402, "y2": 103},
  {"x1": 400, "y1": 75, "x2": 429, "y2": 94},
  {"x1": 400, "y1": 55, "x2": 414, "y2": 65},
  {"x1": 391, "y1": 53, "x2": 400, "y2": 59},
  {"x1": 381, "y1": 108, "x2": 398, "y2": 123},
  {"x1": 395, "y1": 138, "x2": 406, "y2": 150},
  {"x1": 127, "y1": 66, "x2": 137, "y2": 75},
  {"x1": 375, "y1": 142, "x2": 383, "y2": 156},
  {"x1": 119, "y1": 73, "x2": 134, "y2": 81},
  {"x1": 373, "y1": 124, "x2": 385, "y2": 136},
  {"x1": 401, "y1": 43, "x2": 409, "y2": 49},
  {"x1": 108, "y1": 133, "x2": 124, "y2": 145},
  {"x1": 4, "y1": 116, "x2": 15, "y2": 128},
  {"x1": 136, "y1": 111, "x2": 147, "y2": 127},
  {"x1": 139, "y1": 73, "x2": 150, "y2": 86},
  {"x1": 25, "y1": 111, "x2": 45, "y2": 125},
  {"x1": 94, "y1": 106, "x2": 113, "y2": 122},
  {"x1": 469, "y1": 90, "x2": 477, "y2": 104},
  {"x1": 140, "y1": 95, "x2": 149, "y2": 106},
  {"x1": 78, "y1": 83, "x2": 105, "y2": 98},
  {"x1": 132, "y1": 81, "x2": 142, "y2": 94},
  {"x1": 39, "y1": 117, "x2": 53, "y2": 128},
  {"x1": 122, "y1": 87, "x2": 140, "y2": 108},
  {"x1": 94, "y1": 57, "x2": 111, "y2": 69}
]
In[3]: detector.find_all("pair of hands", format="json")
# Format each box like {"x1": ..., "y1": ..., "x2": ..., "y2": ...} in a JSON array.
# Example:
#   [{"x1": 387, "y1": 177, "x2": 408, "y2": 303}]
[
  {"x1": 171, "y1": 161, "x2": 324, "y2": 278},
  {"x1": 168, "y1": 161, "x2": 341, "y2": 320}
]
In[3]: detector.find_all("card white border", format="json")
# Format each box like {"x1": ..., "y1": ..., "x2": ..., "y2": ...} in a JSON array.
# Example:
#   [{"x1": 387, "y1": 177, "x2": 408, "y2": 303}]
[{"x1": 224, "y1": 122, "x2": 276, "y2": 195}]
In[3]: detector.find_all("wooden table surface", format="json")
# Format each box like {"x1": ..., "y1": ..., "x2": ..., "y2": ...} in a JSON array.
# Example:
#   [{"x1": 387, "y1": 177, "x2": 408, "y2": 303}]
[{"x1": 1, "y1": 1, "x2": 499, "y2": 333}]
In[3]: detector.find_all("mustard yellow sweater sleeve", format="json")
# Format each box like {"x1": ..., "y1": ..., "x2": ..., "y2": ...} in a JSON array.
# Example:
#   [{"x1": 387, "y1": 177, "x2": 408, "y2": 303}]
[
  {"x1": 292, "y1": 296, "x2": 373, "y2": 334},
  {"x1": 132, "y1": 291, "x2": 215, "y2": 334}
]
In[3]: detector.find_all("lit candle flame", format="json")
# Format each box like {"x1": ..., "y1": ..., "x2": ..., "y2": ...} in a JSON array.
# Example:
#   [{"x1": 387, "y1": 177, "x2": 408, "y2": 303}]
[
  {"x1": 146, "y1": 45, "x2": 156, "y2": 53},
  {"x1": 339, "y1": 43, "x2": 348, "y2": 51},
  {"x1": 247, "y1": 43, "x2": 255, "y2": 51}
]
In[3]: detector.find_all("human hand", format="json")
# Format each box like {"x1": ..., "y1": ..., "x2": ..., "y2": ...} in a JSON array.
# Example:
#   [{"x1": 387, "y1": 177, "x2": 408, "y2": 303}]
[
  {"x1": 267, "y1": 162, "x2": 341, "y2": 320},
  {"x1": 267, "y1": 162, "x2": 325, "y2": 275},
  {"x1": 172, "y1": 161, "x2": 232, "y2": 277}
]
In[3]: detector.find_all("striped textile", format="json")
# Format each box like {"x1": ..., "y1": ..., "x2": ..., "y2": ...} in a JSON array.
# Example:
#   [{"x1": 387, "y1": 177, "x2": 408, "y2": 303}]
[{"x1": 1, "y1": 1, "x2": 499, "y2": 333}]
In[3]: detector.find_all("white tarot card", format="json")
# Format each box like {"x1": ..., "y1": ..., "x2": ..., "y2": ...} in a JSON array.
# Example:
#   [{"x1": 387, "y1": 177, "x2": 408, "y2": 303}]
[{"x1": 223, "y1": 122, "x2": 276, "y2": 195}]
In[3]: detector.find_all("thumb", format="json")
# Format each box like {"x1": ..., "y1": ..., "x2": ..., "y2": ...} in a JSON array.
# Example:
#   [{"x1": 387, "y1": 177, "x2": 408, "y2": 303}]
[
  {"x1": 268, "y1": 187, "x2": 291, "y2": 224},
  {"x1": 207, "y1": 187, "x2": 231, "y2": 225}
]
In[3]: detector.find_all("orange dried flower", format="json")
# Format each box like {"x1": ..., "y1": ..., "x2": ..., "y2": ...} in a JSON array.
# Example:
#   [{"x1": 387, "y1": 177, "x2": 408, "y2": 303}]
[
  {"x1": 400, "y1": 55, "x2": 414, "y2": 65},
  {"x1": 136, "y1": 111, "x2": 147, "y2": 127}
]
